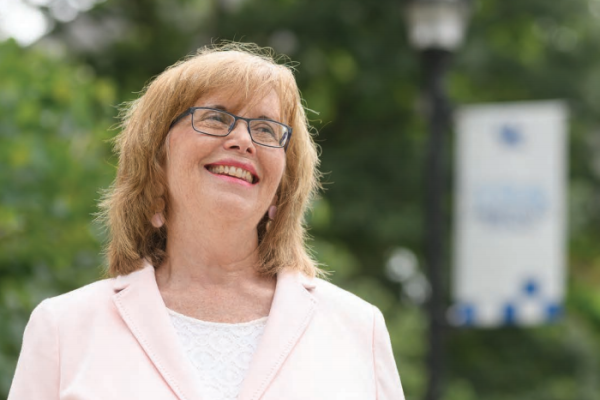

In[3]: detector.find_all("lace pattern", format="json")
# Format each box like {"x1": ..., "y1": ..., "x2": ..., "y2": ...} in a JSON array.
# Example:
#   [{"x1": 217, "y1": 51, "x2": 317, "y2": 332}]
[{"x1": 168, "y1": 309, "x2": 267, "y2": 400}]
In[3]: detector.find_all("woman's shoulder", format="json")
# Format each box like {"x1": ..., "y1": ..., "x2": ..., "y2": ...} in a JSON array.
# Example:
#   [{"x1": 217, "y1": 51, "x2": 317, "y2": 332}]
[
  {"x1": 36, "y1": 277, "x2": 116, "y2": 317},
  {"x1": 311, "y1": 277, "x2": 378, "y2": 319}
]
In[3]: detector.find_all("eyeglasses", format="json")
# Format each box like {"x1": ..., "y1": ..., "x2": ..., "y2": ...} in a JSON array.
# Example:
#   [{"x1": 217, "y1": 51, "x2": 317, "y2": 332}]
[{"x1": 170, "y1": 107, "x2": 292, "y2": 149}]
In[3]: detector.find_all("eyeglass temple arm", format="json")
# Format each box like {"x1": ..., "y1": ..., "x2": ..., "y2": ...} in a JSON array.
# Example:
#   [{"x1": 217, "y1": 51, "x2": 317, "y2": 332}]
[
  {"x1": 169, "y1": 108, "x2": 193, "y2": 129},
  {"x1": 283, "y1": 129, "x2": 293, "y2": 150}
]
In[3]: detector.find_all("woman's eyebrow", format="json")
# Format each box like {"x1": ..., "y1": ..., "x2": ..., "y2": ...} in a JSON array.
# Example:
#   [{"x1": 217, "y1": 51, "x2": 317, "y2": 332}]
[
  {"x1": 204, "y1": 104, "x2": 278, "y2": 120},
  {"x1": 207, "y1": 104, "x2": 227, "y2": 111},
  {"x1": 255, "y1": 109, "x2": 280, "y2": 120}
]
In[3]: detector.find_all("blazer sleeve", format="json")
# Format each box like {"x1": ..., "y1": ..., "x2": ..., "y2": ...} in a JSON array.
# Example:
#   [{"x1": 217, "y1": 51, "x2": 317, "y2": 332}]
[
  {"x1": 372, "y1": 306, "x2": 405, "y2": 400},
  {"x1": 8, "y1": 299, "x2": 60, "y2": 400}
]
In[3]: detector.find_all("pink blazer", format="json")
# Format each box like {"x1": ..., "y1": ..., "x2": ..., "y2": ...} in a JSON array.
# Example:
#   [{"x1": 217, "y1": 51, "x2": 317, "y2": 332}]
[{"x1": 9, "y1": 262, "x2": 405, "y2": 400}]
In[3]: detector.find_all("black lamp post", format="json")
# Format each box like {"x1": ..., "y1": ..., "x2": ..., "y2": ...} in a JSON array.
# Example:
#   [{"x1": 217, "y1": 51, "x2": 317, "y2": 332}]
[{"x1": 404, "y1": 1, "x2": 470, "y2": 400}]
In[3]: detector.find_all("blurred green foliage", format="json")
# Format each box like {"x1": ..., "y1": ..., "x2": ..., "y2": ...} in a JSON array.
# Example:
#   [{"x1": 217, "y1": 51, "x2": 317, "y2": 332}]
[
  {"x1": 0, "y1": 40, "x2": 116, "y2": 391},
  {"x1": 2, "y1": 0, "x2": 600, "y2": 398}
]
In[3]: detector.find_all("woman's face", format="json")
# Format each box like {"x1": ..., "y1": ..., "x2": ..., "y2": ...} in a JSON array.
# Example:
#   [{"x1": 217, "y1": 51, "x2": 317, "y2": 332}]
[{"x1": 166, "y1": 89, "x2": 286, "y2": 228}]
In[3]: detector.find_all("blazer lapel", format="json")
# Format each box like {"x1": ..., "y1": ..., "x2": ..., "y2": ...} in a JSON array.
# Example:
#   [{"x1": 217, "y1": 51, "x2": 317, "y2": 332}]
[
  {"x1": 112, "y1": 262, "x2": 202, "y2": 400},
  {"x1": 238, "y1": 269, "x2": 318, "y2": 400}
]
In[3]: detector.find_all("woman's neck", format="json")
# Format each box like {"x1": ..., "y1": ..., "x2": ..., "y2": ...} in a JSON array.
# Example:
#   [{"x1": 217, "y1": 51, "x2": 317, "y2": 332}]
[
  {"x1": 154, "y1": 212, "x2": 276, "y2": 323},
  {"x1": 159, "y1": 211, "x2": 263, "y2": 280}
]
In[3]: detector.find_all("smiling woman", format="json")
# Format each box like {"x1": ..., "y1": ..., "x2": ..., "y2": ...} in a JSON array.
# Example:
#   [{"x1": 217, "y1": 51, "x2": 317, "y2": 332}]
[{"x1": 8, "y1": 42, "x2": 405, "y2": 400}]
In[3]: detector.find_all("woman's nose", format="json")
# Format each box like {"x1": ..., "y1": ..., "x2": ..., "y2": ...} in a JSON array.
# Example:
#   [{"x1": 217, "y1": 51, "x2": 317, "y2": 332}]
[{"x1": 223, "y1": 120, "x2": 256, "y2": 154}]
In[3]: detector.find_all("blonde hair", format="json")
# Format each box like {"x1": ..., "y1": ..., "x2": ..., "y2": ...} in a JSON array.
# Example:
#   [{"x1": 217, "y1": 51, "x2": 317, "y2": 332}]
[{"x1": 99, "y1": 43, "x2": 322, "y2": 278}]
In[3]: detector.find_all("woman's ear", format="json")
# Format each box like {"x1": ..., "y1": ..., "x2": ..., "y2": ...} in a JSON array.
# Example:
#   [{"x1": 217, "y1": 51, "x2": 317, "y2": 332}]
[
  {"x1": 151, "y1": 213, "x2": 165, "y2": 228},
  {"x1": 151, "y1": 196, "x2": 166, "y2": 228},
  {"x1": 268, "y1": 205, "x2": 277, "y2": 221},
  {"x1": 268, "y1": 195, "x2": 278, "y2": 221}
]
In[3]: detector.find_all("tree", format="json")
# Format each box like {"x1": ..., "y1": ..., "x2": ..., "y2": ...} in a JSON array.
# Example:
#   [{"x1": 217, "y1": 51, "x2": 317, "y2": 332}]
[{"x1": 0, "y1": 39, "x2": 117, "y2": 394}]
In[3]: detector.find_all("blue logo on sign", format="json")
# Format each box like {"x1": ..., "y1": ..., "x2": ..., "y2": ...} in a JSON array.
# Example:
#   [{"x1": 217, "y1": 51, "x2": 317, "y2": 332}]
[{"x1": 498, "y1": 124, "x2": 524, "y2": 148}]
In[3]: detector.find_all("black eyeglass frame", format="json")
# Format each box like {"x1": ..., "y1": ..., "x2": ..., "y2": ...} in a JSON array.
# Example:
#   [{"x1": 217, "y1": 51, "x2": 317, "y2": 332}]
[{"x1": 170, "y1": 107, "x2": 293, "y2": 150}]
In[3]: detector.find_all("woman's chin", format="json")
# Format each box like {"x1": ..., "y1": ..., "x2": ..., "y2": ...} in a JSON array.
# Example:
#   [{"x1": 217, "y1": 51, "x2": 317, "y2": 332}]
[{"x1": 198, "y1": 197, "x2": 264, "y2": 224}]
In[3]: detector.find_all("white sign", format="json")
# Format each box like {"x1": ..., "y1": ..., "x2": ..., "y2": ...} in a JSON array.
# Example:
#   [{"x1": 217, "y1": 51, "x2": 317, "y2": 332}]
[{"x1": 450, "y1": 100, "x2": 568, "y2": 327}]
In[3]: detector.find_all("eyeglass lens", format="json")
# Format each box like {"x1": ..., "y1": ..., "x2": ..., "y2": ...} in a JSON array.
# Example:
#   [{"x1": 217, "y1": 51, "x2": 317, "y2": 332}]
[{"x1": 192, "y1": 109, "x2": 288, "y2": 147}]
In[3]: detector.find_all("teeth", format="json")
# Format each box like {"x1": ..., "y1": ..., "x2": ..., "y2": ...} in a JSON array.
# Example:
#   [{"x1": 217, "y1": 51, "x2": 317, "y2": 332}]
[{"x1": 208, "y1": 165, "x2": 254, "y2": 184}]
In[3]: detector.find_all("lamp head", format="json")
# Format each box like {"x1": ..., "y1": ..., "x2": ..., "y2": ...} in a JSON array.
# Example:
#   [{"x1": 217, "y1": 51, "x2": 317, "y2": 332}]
[{"x1": 405, "y1": 0, "x2": 471, "y2": 51}]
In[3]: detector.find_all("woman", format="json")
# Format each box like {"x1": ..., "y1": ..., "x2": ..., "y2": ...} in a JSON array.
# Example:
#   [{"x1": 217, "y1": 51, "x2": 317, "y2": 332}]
[{"x1": 9, "y1": 43, "x2": 404, "y2": 400}]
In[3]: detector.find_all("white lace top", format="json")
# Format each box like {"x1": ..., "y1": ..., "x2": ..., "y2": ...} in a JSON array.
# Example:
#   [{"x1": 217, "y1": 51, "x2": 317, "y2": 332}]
[{"x1": 168, "y1": 309, "x2": 267, "y2": 400}]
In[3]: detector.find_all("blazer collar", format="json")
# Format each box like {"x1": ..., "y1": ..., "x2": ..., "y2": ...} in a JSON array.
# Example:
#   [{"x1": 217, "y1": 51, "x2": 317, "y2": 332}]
[
  {"x1": 112, "y1": 261, "x2": 318, "y2": 400},
  {"x1": 238, "y1": 268, "x2": 318, "y2": 400},
  {"x1": 112, "y1": 263, "x2": 202, "y2": 400}
]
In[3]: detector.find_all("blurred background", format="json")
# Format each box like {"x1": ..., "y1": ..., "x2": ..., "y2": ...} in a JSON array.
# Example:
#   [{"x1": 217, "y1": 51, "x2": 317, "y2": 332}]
[{"x1": 2, "y1": 0, "x2": 600, "y2": 399}]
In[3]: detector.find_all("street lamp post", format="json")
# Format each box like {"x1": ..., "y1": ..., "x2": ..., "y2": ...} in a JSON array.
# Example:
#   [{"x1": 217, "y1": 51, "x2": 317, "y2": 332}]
[{"x1": 404, "y1": 1, "x2": 470, "y2": 400}]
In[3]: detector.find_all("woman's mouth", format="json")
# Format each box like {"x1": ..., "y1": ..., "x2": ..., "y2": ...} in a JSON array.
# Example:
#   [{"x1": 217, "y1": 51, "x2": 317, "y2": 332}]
[{"x1": 206, "y1": 164, "x2": 257, "y2": 184}]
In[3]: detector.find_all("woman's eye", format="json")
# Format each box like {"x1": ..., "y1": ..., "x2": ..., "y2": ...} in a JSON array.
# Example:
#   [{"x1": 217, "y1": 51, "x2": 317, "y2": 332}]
[
  {"x1": 253, "y1": 123, "x2": 276, "y2": 136},
  {"x1": 260, "y1": 127, "x2": 275, "y2": 135},
  {"x1": 206, "y1": 113, "x2": 227, "y2": 122}
]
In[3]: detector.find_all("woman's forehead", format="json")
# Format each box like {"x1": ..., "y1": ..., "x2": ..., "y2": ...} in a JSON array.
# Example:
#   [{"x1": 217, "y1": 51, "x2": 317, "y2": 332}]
[{"x1": 193, "y1": 88, "x2": 282, "y2": 119}]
